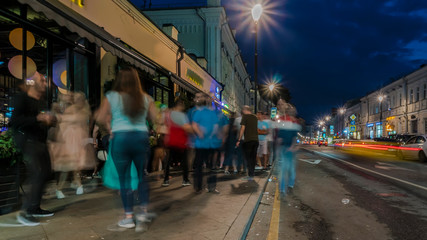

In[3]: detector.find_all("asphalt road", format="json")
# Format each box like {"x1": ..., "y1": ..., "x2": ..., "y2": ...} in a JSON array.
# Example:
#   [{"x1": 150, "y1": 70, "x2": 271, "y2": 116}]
[{"x1": 247, "y1": 145, "x2": 427, "y2": 240}]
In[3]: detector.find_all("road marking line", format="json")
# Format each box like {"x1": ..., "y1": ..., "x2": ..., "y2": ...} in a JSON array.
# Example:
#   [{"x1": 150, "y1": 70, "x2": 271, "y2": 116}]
[
  {"x1": 317, "y1": 151, "x2": 427, "y2": 191},
  {"x1": 299, "y1": 159, "x2": 322, "y2": 165},
  {"x1": 375, "y1": 162, "x2": 415, "y2": 171},
  {"x1": 267, "y1": 183, "x2": 280, "y2": 240}
]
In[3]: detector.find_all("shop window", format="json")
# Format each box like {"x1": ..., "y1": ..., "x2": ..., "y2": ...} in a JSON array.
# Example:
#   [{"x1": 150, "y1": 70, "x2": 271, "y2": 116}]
[
  {"x1": 0, "y1": 17, "x2": 24, "y2": 129},
  {"x1": 155, "y1": 88, "x2": 162, "y2": 102},
  {"x1": 159, "y1": 75, "x2": 169, "y2": 87},
  {"x1": 376, "y1": 125, "x2": 383, "y2": 138},
  {"x1": 162, "y1": 90, "x2": 169, "y2": 107},
  {"x1": 73, "y1": 52, "x2": 89, "y2": 97}
]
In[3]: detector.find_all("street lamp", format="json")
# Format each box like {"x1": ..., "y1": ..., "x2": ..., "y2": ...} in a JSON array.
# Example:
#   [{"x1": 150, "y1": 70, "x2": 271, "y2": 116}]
[
  {"x1": 338, "y1": 107, "x2": 346, "y2": 138},
  {"x1": 378, "y1": 95, "x2": 385, "y2": 137},
  {"x1": 252, "y1": 3, "x2": 263, "y2": 113}
]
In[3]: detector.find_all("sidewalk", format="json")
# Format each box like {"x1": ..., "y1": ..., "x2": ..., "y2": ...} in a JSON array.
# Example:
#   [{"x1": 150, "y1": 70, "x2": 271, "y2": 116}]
[{"x1": 0, "y1": 169, "x2": 269, "y2": 240}]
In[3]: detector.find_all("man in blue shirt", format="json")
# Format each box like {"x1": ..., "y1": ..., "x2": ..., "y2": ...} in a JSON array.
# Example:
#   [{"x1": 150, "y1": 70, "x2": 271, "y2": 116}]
[{"x1": 191, "y1": 93, "x2": 220, "y2": 193}]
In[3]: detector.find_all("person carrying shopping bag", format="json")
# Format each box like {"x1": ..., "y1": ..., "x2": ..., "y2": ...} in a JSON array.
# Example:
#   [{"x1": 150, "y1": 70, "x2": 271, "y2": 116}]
[{"x1": 96, "y1": 67, "x2": 158, "y2": 229}]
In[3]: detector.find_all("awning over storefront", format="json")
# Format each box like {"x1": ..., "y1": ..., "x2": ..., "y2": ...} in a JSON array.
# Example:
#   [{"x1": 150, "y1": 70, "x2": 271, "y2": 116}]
[{"x1": 18, "y1": 0, "x2": 156, "y2": 75}]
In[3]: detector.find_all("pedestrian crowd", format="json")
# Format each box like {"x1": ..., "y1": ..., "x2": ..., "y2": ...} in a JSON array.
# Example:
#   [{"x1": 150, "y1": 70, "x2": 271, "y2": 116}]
[{"x1": 9, "y1": 67, "x2": 301, "y2": 230}]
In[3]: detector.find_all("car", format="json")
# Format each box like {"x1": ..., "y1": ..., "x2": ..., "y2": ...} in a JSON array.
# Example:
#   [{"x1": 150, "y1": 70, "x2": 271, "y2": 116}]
[
  {"x1": 396, "y1": 135, "x2": 427, "y2": 162},
  {"x1": 317, "y1": 140, "x2": 328, "y2": 147}
]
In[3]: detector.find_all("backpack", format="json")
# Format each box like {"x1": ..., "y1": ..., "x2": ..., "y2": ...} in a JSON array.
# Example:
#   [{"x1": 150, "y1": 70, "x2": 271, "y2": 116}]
[{"x1": 164, "y1": 111, "x2": 188, "y2": 149}]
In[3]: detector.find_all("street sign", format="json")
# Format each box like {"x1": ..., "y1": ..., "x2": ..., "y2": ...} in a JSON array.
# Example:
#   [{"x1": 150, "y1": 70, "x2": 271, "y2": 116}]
[
  {"x1": 350, "y1": 120, "x2": 356, "y2": 125},
  {"x1": 350, "y1": 114, "x2": 356, "y2": 120},
  {"x1": 350, "y1": 125, "x2": 356, "y2": 132},
  {"x1": 271, "y1": 107, "x2": 277, "y2": 119}
]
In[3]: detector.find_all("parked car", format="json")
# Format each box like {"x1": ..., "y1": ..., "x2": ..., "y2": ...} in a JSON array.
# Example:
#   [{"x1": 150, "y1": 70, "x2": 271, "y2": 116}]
[{"x1": 396, "y1": 135, "x2": 427, "y2": 162}]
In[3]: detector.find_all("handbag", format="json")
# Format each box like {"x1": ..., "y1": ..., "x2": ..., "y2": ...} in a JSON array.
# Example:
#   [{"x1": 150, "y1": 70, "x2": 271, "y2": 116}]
[{"x1": 164, "y1": 111, "x2": 188, "y2": 149}]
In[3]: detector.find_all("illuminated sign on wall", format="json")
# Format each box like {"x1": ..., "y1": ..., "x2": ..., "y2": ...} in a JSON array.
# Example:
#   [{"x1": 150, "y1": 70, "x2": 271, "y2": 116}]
[
  {"x1": 186, "y1": 69, "x2": 204, "y2": 87},
  {"x1": 71, "y1": 0, "x2": 85, "y2": 8}
]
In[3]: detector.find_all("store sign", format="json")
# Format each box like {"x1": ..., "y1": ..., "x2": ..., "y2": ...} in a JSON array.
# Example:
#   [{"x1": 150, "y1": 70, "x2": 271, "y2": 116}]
[
  {"x1": 186, "y1": 69, "x2": 204, "y2": 87},
  {"x1": 330, "y1": 125, "x2": 334, "y2": 135},
  {"x1": 71, "y1": 0, "x2": 85, "y2": 8},
  {"x1": 376, "y1": 122, "x2": 382, "y2": 125},
  {"x1": 271, "y1": 107, "x2": 277, "y2": 119},
  {"x1": 366, "y1": 123, "x2": 374, "y2": 127}
]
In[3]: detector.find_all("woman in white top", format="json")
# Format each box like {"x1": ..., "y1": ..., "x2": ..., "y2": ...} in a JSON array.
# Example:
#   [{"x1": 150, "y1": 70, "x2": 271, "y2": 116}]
[{"x1": 96, "y1": 67, "x2": 157, "y2": 229}]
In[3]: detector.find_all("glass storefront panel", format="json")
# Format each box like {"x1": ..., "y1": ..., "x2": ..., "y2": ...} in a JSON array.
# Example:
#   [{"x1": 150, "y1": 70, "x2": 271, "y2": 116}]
[
  {"x1": 0, "y1": 15, "x2": 22, "y2": 129},
  {"x1": 0, "y1": 0, "x2": 97, "y2": 130}
]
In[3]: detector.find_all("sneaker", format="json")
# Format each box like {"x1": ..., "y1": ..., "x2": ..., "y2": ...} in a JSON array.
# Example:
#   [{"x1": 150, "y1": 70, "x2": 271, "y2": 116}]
[
  {"x1": 27, "y1": 208, "x2": 54, "y2": 217},
  {"x1": 76, "y1": 186, "x2": 84, "y2": 195},
  {"x1": 255, "y1": 166, "x2": 263, "y2": 170},
  {"x1": 56, "y1": 190, "x2": 65, "y2": 199},
  {"x1": 241, "y1": 176, "x2": 254, "y2": 181},
  {"x1": 17, "y1": 212, "x2": 40, "y2": 226},
  {"x1": 162, "y1": 180, "x2": 170, "y2": 187},
  {"x1": 205, "y1": 188, "x2": 220, "y2": 194},
  {"x1": 135, "y1": 212, "x2": 156, "y2": 222},
  {"x1": 287, "y1": 186, "x2": 294, "y2": 194},
  {"x1": 233, "y1": 170, "x2": 238, "y2": 174},
  {"x1": 182, "y1": 181, "x2": 191, "y2": 186},
  {"x1": 118, "y1": 218, "x2": 135, "y2": 228},
  {"x1": 224, "y1": 170, "x2": 231, "y2": 175}
]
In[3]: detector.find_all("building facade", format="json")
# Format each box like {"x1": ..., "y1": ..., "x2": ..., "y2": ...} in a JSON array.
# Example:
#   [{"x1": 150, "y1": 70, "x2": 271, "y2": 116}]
[
  {"x1": 339, "y1": 65, "x2": 427, "y2": 139},
  {"x1": 143, "y1": 2, "x2": 252, "y2": 113}
]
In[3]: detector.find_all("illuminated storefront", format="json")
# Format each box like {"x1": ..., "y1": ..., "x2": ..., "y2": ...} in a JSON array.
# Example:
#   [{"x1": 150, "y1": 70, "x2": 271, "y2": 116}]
[{"x1": 0, "y1": 0, "x2": 223, "y2": 126}]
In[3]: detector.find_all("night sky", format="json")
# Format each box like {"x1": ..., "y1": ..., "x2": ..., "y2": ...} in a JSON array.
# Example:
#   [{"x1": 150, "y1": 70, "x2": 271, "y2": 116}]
[{"x1": 130, "y1": 0, "x2": 427, "y2": 124}]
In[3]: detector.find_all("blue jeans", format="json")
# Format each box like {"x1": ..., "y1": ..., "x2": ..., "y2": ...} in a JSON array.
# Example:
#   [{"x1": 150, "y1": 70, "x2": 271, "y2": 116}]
[
  {"x1": 277, "y1": 145, "x2": 296, "y2": 194},
  {"x1": 111, "y1": 131, "x2": 149, "y2": 213}
]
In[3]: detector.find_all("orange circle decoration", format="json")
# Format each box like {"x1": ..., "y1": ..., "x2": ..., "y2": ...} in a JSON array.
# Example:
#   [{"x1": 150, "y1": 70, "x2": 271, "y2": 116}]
[
  {"x1": 9, "y1": 28, "x2": 35, "y2": 51},
  {"x1": 8, "y1": 55, "x2": 37, "y2": 79}
]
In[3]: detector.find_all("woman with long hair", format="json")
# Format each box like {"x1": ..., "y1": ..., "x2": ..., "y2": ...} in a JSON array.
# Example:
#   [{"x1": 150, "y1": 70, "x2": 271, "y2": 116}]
[{"x1": 96, "y1": 67, "x2": 157, "y2": 229}]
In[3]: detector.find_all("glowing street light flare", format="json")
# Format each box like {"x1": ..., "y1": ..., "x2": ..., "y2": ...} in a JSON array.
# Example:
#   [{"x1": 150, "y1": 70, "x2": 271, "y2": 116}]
[{"x1": 252, "y1": 4, "x2": 263, "y2": 22}]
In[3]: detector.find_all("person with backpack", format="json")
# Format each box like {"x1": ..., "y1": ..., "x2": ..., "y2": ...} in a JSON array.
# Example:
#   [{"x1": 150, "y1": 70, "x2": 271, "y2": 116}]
[{"x1": 162, "y1": 98, "x2": 193, "y2": 187}]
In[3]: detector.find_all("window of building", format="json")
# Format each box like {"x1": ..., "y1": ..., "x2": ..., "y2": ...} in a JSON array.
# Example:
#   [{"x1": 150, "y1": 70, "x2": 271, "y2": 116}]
[
  {"x1": 410, "y1": 89, "x2": 413, "y2": 104},
  {"x1": 424, "y1": 84, "x2": 427, "y2": 99},
  {"x1": 411, "y1": 120, "x2": 418, "y2": 133},
  {"x1": 416, "y1": 87, "x2": 420, "y2": 102},
  {"x1": 400, "y1": 93, "x2": 402, "y2": 106}
]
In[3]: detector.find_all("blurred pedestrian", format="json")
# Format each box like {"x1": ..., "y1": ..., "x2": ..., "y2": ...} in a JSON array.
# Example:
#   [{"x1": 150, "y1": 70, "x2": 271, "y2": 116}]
[
  {"x1": 96, "y1": 67, "x2": 158, "y2": 229},
  {"x1": 236, "y1": 106, "x2": 259, "y2": 181},
  {"x1": 49, "y1": 92, "x2": 95, "y2": 199},
  {"x1": 256, "y1": 112, "x2": 269, "y2": 169},
  {"x1": 162, "y1": 98, "x2": 193, "y2": 187},
  {"x1": 10, "y1": 72, "x2": 56, "y2": 226},
  {"x1": 223, "y1": 112, "x2": 238, "y2": 174},
  {"x1": 274, "y1": 99, "x2": 301, "y2": 198},
  {"x1": 191, "y1": 93, "x2": 220, "y2": 193},
  {"x1": 263, "y1": 112, "x2": 275, "y2": 167}
]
